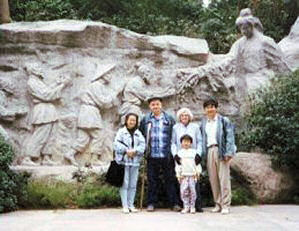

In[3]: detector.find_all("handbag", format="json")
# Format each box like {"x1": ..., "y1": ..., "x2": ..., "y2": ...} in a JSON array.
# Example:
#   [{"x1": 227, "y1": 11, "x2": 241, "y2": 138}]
[{"x1": 105, "y1": 158, "x2": 124, "y2": 187}]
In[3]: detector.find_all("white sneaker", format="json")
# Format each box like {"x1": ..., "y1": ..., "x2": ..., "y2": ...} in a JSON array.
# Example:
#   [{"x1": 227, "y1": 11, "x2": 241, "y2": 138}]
[
  {"x1": 190, "y1": 207, "x2": 196, "y2": 214},
  {"x1": 211, "y1": 205, "x2": 221, "y2": 213},
  {"x1": 129, "y1": 207, "x2": 139, "y2": 213},
  {"x1": 181, "y1": 208, "x2": 189, "y2": 214},
  {"x1": 221, "y1": 208, "x2": 230, "y2": 215},
  {"x1": 122, "y1": 207, "x2": 130, "y2": 214}
]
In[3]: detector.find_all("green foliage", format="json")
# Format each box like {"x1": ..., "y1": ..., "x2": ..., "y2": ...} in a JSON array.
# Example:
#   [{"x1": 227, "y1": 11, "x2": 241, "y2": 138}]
[
  {"x1": 232, "y1": 188, "x2": 257, "y2": 205},
  {"x1": 22, "y1": 180, "x2": 77, "y2": 209},
  {"x1": 0, "y1": 136, "x2": 29, "y2": 213},
  {"x1": 10, "y1": 0, "x2": 297, "y2": 53},
  {"x1": 240, "y1": 70, "x2": 299, "y2": 173},
  {"x1": 22, "y1": 174, "x2": 120, "y2": 209}
]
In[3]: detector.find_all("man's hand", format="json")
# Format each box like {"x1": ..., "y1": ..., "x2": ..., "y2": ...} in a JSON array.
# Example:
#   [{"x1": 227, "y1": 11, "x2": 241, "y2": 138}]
[
  {"x1": 174, "y1": 154, "x2": 181, "y2": 165},
  {"x1": 195, "y1": 154, "x2": 201, "y2": 165}
]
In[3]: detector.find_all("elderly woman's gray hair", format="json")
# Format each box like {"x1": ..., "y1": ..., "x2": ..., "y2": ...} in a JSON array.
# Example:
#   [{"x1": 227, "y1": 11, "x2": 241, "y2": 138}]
[{"x1": 176, "y1": 107, "x2": 193, "y2": 122}]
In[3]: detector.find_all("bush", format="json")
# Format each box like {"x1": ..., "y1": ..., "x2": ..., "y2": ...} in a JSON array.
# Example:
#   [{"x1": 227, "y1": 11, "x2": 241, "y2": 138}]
[
  {"x1": 22, "y1": 180, "x2": 77, "y2": 209},
  {"x1": 21, "y1": 174, "x2": 120, "y2": 209},
  {"x1": 240, "y1": 70, "x2": 299, "y2": 172},
  {"x1": 0, "y1": 135, "x2": 29, "y2": 213}
]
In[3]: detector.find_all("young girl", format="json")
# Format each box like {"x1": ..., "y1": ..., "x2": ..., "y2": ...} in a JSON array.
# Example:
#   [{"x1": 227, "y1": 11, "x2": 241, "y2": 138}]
[
  {"x1": 113, "y1": 113, "x2": 145, "y2": 213},
  {"x1": 175, "y1": 134, "x2": 202, "y2": 214}
]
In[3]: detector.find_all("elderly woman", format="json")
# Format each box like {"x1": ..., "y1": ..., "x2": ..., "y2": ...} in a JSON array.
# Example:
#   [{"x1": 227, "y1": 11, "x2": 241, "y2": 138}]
[
  {"x1": 113, "y1": 113, "x2": 145, "y2": 213},
  {"x1": 171, "y1": 107, "x2": 203, "y2": 212}
]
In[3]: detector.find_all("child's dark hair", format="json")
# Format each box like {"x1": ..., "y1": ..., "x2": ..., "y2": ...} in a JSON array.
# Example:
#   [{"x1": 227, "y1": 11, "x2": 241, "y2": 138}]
[
  {"x1": 203, "y1": 97, "x2": 218, "y2": 108},
  {"x1": 180, "y1": 134, "x2": 193, "y2": 144},
  {"x1": 125, "y1": 113, "x2": 139, "y2": 130}
]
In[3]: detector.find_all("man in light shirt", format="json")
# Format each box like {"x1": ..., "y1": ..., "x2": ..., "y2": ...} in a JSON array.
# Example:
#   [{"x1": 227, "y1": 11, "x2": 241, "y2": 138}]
[{"x1": 200, "y1": 97, "x2": 236, "y2": 214}]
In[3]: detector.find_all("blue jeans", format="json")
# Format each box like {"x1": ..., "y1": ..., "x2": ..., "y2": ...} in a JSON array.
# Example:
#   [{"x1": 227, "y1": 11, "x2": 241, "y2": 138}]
[
  {"x1": 147, "y1": 157, "x2": 179, "y2": 207},
  {"x1": 120, "y1": 166, "x2": 139, "y2": 208}
]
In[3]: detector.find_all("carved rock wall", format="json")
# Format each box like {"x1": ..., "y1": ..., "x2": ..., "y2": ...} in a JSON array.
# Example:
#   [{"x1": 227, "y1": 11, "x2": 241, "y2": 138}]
[{"x1": 0, "y1": 20, "x2": 211, "y2": 166}]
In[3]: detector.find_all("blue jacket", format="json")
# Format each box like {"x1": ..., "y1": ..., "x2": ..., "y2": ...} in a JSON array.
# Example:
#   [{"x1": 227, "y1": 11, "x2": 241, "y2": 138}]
[
  {"x1": 113, "y1": 127, "x2": 145, "y2": 166},
  {"x1": 139, "y1": 111, "x2": 175, "y2": 158},
  {"x1": 200, "y1": 114, "x2": 236, "y2": 159}
]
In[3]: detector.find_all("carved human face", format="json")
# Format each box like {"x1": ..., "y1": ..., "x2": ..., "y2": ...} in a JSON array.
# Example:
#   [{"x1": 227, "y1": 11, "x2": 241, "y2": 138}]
[
  {"x1": 138, "y1": 65, "x2": 151, "y2": 82},
  {"x1": 149, "y1": 99, "x2": 162, "y2": 116},
  {"x1": 240, "y1": 23, "x2": 253, "y2": 38},
  {"x1": 126, "y1": 115, "x2": 137, "y2": 129},
  {"x1": 204, "y1": 104, "x2": 217, "y2": 119},
  {"x1": 181, "y1": 138, "x2": 192, "y2": 149},
  {"x1": 180, "y1": 112, "x2": 190, "y2": 126}
]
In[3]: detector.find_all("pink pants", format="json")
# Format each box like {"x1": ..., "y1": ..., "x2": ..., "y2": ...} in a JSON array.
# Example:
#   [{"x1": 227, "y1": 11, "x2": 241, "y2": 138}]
[{"x1": 180, "y1": 176, "x2": 197, "y2": 209}]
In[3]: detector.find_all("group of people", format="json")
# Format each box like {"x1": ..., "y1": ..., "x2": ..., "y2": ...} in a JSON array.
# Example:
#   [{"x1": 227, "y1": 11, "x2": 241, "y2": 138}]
[{"x1": 113, "y1": 96, "x2": 236, "y2": 215}]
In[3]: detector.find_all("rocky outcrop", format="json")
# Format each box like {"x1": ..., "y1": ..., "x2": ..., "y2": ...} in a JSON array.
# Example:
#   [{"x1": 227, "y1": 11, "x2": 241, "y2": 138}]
[{"x1": 231, "y1": 152, "x2": 294, "y2": 202}]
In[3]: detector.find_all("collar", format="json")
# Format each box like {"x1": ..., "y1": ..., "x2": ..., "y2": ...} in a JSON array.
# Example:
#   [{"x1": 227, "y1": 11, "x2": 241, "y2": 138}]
[
  {"x1": 150, "y1": 111, "x2": 164, "y2": 120},
  {"x1": 207, "y1": 114, "x2": 218, "y2": 122}
]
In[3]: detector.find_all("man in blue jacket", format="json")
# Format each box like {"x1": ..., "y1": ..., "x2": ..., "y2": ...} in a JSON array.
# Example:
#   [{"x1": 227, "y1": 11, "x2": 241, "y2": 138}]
[
  {"x1": 200, "y1": 97, "x2": 236, "y2": 215},
  {"x1": 140, "y1": 97, "x2": 180, "y2": 212}
]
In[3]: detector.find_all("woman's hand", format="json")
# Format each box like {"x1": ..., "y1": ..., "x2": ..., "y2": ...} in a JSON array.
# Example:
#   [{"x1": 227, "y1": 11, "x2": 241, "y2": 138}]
[{"x1": 126, "y1": 149, "x2": 136, "y2": 158}]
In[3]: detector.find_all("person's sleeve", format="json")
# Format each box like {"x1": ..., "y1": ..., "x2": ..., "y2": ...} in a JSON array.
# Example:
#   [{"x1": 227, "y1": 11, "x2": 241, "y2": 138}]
[
  {"x1": 135, "y1": 131, "x2": 146, "y2": 156},
  {"x1": 171, "y1": 125, "x2": 178, "y2": 157},
  {"x1": 113, "y1": 129, "x2": 128, "y2": 156},
  {"x1": 223, "y1": 117, "x2": 236, "y2": 157},
  {"x1": 195, "y1": 124, "x2": 203, "y2": 157}
]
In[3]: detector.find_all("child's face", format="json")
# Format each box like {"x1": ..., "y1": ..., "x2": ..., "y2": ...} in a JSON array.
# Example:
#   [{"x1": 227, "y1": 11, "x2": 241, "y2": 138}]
[{"x1": 181, "y1": 139, "x2": 192, "y2": 149}]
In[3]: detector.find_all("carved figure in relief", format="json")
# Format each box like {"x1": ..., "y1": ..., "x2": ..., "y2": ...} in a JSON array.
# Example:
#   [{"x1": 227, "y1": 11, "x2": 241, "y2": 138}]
[
  {"x1": 0, "y1": 79, "x2": 28, "y2": 140},
  {"x1": 22, "y1": 65, "x2": 70, "y2": 166},
  {"x1": 119, "y1": 63, "x2": 175, "y2": 124},
  {"x1": 64, "y1": 67, "x2": 117, "y2": 166},
  {"x1": 177, "y1": 8, "x2": 290, "y2": 103}
]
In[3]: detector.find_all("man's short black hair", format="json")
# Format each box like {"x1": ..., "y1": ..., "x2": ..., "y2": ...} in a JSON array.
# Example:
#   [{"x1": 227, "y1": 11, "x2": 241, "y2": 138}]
[
  {"x1": 203, "y1": 97, "x2": 218, "y2": 108},
  {"x1": 180, "y1": 134, "x2": 193, "y2": 144},
  {"x1": 148, "y1": 97, "x2": 163, "y2": 104}
]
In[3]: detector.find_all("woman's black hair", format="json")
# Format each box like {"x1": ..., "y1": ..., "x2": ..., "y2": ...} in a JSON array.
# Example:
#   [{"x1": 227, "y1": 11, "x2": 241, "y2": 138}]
[{"x1": 125, "y1": 113, "x2": 139, "y2": 130}]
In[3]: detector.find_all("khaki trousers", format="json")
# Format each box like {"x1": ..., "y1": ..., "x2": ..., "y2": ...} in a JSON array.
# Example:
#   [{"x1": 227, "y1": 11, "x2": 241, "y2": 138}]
[{"x1": 207, "y1": 146, "x2": 231, "y2": 209}]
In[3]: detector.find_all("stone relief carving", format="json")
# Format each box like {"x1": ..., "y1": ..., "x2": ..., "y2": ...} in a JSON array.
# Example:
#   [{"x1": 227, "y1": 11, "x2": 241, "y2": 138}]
[
  {"x1": 64, "y1": 65, "x2": 118, "y2": 166},
  {"x1": 0, "y1": 78, "x2": 28, "y2": 141},
  {"x1": 0, "y1": 8, "x2": 297, "y2": 169},
  {"x1": 177, "y1": 8, "x2": 291, "y2": 106},
  {"x1": 119, "y1": 62, "x2": 175, "y2": 124},
  {"x1": 21, "y1": 65, "x2": 71, "y2": 166}
]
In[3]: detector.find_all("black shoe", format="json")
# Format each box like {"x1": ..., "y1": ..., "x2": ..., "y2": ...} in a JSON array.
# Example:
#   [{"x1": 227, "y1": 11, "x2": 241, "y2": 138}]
[
  {"x1": 172, "y1": 204, "x2": 181, "y2": 212},
  {"x1": 196, "y1": 207, "x2": 204, "y2": 213}
]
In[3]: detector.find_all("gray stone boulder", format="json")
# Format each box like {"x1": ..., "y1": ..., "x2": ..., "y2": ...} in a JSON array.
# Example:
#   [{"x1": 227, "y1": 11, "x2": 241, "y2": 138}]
[{"x1": 231, "y1": 152, "x2": 294, "y2": 202}]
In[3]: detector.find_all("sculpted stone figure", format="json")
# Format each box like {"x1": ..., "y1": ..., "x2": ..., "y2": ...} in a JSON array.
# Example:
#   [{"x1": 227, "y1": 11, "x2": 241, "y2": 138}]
[
  {"x1": 119, "y1": 63, "x2": 175, "y2": 123},
  {"x1": 64, "y1": 70, "x2": 118, "y2": 166},
  {"x1": 22, "y1": 65, "x2": 70, "y2": 166},
  {"x1": 0, "y1": 79, "x2": 27, "y2": 141},
  {"x1": 177, "y1": 8, "x2": 290, "y2": 104}
]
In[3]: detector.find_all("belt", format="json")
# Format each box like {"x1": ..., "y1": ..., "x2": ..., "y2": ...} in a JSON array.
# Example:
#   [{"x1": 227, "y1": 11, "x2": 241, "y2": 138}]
[{"x1": 208, "y1": 144, "x2": 218, "y2": 149}]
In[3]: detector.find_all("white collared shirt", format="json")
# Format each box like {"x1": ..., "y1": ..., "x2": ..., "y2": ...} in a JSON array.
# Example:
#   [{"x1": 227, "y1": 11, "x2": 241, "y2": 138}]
[{"x1": 205, "y1": 114, "x2": 218, "y2": 147}]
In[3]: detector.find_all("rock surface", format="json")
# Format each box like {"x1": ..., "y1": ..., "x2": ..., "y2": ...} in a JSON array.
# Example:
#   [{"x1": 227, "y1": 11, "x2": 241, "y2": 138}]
[{"x1": 231, "y1": 152, "x2": 293, "y2": 202}]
